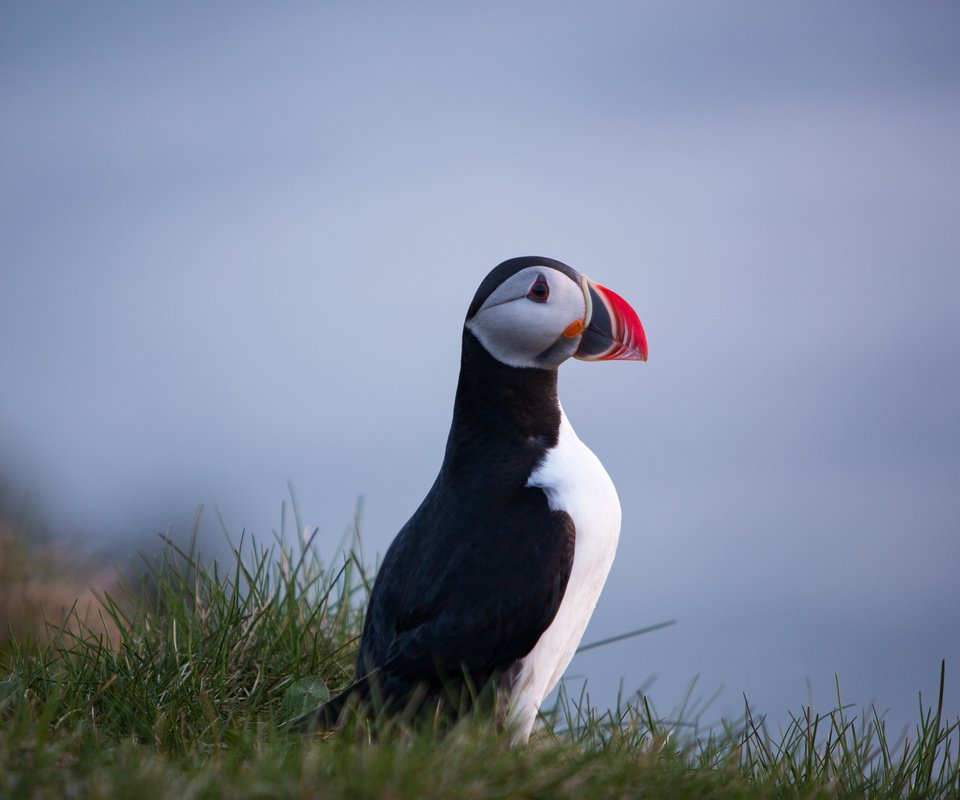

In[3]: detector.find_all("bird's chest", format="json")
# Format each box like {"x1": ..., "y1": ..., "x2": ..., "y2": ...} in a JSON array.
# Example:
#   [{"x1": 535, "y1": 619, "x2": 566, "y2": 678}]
[
  {"x1": 527, "y1": 414, "x2": 621, "y2": 586},
  {"x1": 521, "y1": 412, "x2": 622, "y2": 686}
]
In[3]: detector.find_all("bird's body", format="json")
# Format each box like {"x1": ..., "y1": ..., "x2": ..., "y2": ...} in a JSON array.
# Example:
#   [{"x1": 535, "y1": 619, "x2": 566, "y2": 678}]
[{"x1": 297, "y1": 256, "x2": 646, "y2": 741}]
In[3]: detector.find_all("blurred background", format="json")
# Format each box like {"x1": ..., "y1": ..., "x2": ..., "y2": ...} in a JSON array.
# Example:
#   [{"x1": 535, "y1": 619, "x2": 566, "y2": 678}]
[{"x1": 2, "y1": 1, "x2": 958, "y2": 732}]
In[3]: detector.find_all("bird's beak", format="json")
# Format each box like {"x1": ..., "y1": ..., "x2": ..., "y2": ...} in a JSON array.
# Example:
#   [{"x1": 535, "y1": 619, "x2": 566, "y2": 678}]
[{"x1": 572, "y1": 277, "x2": 648, "y2": 362}]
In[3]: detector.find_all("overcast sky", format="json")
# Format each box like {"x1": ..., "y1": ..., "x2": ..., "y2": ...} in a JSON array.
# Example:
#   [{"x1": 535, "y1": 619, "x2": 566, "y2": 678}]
[{"x1": 2, "y1": 1, "x2": 959, "y2": 732}]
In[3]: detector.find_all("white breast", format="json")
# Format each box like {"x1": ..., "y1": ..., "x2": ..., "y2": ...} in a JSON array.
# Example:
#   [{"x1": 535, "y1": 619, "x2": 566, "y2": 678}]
[{"x1": 507, "y1": 406, "x2": 622, "y2": 741}]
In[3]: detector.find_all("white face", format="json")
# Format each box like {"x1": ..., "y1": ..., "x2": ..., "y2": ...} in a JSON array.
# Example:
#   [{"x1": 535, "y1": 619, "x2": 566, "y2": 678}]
[{"x1": 465, "y1": 266, "x2": 587, "y2": 369}]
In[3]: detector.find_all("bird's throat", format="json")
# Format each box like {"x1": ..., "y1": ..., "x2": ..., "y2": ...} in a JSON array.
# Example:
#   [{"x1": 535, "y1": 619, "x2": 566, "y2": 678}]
[{"x1": 443, "y1": 332, "x2": 562, "y2": 476}]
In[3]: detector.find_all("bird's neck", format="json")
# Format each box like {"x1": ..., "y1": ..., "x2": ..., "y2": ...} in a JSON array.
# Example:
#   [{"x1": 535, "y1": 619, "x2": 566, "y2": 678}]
[{"x1": 441, "y1": 331, "x2": 562, "y2": 480}]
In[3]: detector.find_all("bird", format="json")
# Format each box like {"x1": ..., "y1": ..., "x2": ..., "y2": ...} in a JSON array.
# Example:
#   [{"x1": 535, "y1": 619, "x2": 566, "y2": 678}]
[{"x1": 295, "y1": 256, "x2": 647, "y2": 741}]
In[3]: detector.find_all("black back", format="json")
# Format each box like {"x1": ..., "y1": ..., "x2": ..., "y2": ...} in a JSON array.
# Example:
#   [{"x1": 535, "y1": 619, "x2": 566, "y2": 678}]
[{"x1": 354, "y1": 328, "x2": 576, "y2": 707}]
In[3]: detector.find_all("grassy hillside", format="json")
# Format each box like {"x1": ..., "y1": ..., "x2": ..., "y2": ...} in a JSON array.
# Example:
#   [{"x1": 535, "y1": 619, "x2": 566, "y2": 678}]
[{"x1": 0, "y1": 505, "x2": 957, "y2": 799}]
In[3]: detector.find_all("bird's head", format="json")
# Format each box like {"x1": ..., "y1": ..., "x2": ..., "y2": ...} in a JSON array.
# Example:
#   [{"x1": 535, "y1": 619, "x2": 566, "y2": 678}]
[{"x1": 465, "y1": 256, "x2": 648, "y2": 370}]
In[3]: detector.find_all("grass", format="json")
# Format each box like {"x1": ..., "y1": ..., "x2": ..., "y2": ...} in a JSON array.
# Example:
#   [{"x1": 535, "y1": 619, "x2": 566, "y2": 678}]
[{"x1": 0, "y1": 500, "x2": 957, "y2": 799}]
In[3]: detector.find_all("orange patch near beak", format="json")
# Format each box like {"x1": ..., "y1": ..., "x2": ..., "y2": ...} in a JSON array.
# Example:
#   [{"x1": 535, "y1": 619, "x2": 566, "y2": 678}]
[{"x1": 562, "y1": 319, "x2": 586, "y2": 339}]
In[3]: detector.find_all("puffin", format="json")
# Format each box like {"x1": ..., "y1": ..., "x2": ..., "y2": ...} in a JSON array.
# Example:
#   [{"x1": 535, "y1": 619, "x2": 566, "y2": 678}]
[{"x1": 297, "y1": 256, "x2": 647, "y2": 741}]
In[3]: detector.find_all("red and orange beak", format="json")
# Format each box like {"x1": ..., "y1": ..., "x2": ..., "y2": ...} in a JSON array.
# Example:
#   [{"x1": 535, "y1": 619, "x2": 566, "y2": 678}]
[{"x1": 573, "y1": 277, "x2": 648, "y2": 362}]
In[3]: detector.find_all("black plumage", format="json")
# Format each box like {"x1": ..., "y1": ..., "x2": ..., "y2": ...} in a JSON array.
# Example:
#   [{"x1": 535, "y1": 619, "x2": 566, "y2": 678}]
[{"x1": 357, "y1": 331, "x2": 575, "y2": 694}]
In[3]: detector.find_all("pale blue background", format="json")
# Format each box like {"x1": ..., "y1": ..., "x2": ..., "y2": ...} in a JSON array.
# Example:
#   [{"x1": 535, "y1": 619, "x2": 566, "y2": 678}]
[{"x1": 2, "y1": 2, "x2": 958, "y2": 733}]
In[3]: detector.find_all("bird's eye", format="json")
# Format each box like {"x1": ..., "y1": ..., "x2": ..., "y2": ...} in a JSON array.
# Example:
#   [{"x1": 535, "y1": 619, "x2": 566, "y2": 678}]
[{"x1": 527, "y1": 274, "x2": 550, "y2": 303}]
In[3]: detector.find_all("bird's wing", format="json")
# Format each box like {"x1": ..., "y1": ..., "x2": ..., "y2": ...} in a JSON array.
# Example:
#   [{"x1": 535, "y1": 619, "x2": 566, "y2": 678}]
[{"x1": 359, "y1": 485, "x2": 575, "y2": 687}]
